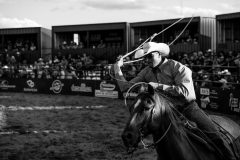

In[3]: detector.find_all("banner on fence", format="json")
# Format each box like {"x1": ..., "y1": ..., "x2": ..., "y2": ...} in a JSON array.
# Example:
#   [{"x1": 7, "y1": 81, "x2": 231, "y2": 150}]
[
  {"x1": 1, "y1": 78, "x2": 239, "y2": 113},
  {"x1": 197, "y1": 87, "x2": 240, "y2": 113}
]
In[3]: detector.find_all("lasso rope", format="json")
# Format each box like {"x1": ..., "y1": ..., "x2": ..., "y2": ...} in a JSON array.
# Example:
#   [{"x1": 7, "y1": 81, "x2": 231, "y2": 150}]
[
  {"x1": 108, "y1": 16, "x2": 194, "y2": 82},
  {"x1": 121, "y1": 17, "x2": 185, "y2": 60}
]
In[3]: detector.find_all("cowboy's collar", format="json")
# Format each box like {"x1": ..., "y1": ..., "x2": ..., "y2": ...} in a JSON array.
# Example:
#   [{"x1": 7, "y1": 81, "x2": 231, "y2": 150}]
[{"x1": 152, "y1": 57, "x2": 168, "y2": 71}]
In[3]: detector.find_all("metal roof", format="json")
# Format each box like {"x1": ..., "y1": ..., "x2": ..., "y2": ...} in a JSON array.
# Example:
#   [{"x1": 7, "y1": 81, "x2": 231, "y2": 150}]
[{"x1": 216, "y1": 12, "x2": 240, "y2": 20}]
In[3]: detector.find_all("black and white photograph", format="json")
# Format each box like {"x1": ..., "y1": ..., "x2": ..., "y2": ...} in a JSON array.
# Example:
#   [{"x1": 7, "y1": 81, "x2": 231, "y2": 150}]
[{"x1": 0, "y1": 0, "x2": 240, "y2": 159}]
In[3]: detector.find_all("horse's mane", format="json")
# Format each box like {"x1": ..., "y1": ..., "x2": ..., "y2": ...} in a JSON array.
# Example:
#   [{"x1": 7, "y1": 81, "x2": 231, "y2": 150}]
[
  {"x1": 149, "y1": 89, "x2": 188, "y2": 135},
  {"x1": 154, "y1": 88, "x2": 187, "y2": 107}
]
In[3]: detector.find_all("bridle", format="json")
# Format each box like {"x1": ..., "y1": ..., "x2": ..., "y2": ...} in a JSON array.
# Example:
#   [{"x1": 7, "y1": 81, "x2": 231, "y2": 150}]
[{"x1": 138, "y1": 101, "x2": 172, "y2": 149}]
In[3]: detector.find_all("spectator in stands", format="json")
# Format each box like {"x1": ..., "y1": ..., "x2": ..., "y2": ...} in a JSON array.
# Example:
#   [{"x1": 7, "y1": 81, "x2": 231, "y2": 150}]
[
  {"x1": 14, "y1": 51, "x2": 22, "y2": 63},
  {"x1": 186, "y1": 35, "x2": 193, "y2": 43},
  {"x1": 204, "y1": 49, "x2": 213, "y2": 66},
  {"x1": 37, "y1": 66, "x2": 44, "y2": 79},
  {"x1": 42, "y1": 65, "x2": 51, "y2": 79},
  {"x1": 67, "y1": 54, "x2": 74, "y2": 64},
  {"x1": 53, "y1": 56, "x2": 60, "y2": 64},
  {"x1": 75, "y1": 59, "x2": 84, "y2": 78},
  {"x1": 8, "y1": 64, "x2": 16, "y2": 78},
  {"x1": 69, "y1": 41, "x2": 77, "y2": 49},
  {"x1": 225, "y1": 51, "x2": 235, "y2": 67},
  {"x1": 30, "y1": 42, "x2": 36, "y2": 51},
  {"x1": 18, "y1": 65, "x2": 28, "y2": 78},
  {"x1": 7, "y1": 41, "x2": 13, "y2": 51},
  {"x1": 197, "y1": 51, "x2": 205, "y2": 65},
  {"x1": 234, "y1": 52, "x2": 240, "y2": 75},
  {"x1": 193, "y1": 38, "x2": 198, "y2": 44},
  {"x1": 81, "y1": 53, "x2": 88, "y2": 63},
  {"x1": 52, "y1": 65, "x2": 60, "y2": 79},
  {"x1": 59, "y1": 55, "x2": 68, "y2": 67},
  {"x1": 65, "y1": 64, "x2": 79, "y2": 79},
  {"x1": 5, "y1": 54, "x2": 11, "y2": 65},
  {"x1": 191, "y1": 52, "x2": 198, "y2": 63},
  {"x1": 77, "y1": 41, "x2": 84, "y2": 48},
  {"x1": 60, "y1": 41, "x2": 67, "y2": 49},
  {"x1": 217, "y1": 51, "x2": 225, "y2": 65},
  {"x1": 181, "y1": 53, "x2": 190, "y2": 66},
  {"x1": 1, "y1": 65, "x2": 10, "y2": 78},
  {"x1": 97, "y1": 40, "x2": 106, "y2": 48},
  {"x1": 24, "y1": 40, "x2": 29, "y2": 51},
  {"x1": 201, "y1": 74, "x2": 212, "y2": 88},
  {"x1": 219, "y1": 78, "x2": 231, "y2": 90},
  {"x1": 10, "y1": 56, "x2": 16, "y2": 65},
  {"x1": 59, "y1": 66, "x2": 66, "y2": 79},
  {"x1": 15, "y1": 40, "x2": 22, "y2": 51},
  {"x1": 37, "y1": 58, "x2": 45, "y2": 70},
  {"x1": 30, "y1": 71, "x2": 36, "y2": 79},
  {"x1": 81, "y1": 53, "x2": 93, "y2": 69}
]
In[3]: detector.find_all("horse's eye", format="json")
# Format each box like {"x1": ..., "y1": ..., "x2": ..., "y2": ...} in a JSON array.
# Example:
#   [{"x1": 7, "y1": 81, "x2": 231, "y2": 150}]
[
  {"x1": 142, "y1": 99, "x2": 153, "y2": 110},
  {"x1": 146, "y1": 99, "x2": 152, "y2": 104}
]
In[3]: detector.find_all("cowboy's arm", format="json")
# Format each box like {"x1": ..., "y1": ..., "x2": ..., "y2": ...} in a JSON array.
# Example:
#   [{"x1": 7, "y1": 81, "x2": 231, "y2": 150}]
[
  {"x1": 150, "y1": 64, "x2": 196, "y2": 102},
  {"x1": 114, "y1": 60, "x2": 146, "y2": 92},
  {"x1": 113, "y1": 63, "x2": 130, "y2": 92}
]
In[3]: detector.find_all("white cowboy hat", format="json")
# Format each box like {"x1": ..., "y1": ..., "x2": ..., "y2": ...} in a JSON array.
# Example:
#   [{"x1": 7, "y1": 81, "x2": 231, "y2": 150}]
[
  {"x1": 134, "y1": 49, "x2": 145, "y2": 59},
  {"x1": 138, "y1": 42, "x2": 170, "y2": 59}
]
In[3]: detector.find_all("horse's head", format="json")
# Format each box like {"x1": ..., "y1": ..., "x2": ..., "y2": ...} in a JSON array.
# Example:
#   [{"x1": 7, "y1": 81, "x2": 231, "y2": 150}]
[
  {"x1": 122, "y1": 84, "x2": 223, "y2": 160},
  {"x1": 122, "y1": 84, "x2": 170, "y2": 152}
]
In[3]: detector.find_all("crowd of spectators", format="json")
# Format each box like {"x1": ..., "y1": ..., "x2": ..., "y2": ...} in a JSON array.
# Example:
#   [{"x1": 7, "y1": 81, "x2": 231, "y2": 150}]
[
  {"x1": 0, "y1": 51, "x2": 109, "y2": 80},
  {"x1": 4, "y1": 40, "x2": 37, "y2": 52},
  {"x1": 167, "y1": 35, "x2": 199, "y2": 45},
  {"x1": 172, "y1": 49, "x2": 240, "y2": 89},
  {"x1": 59, "y1": 39, "x2": 121, "y2": 50},
  {"x1": 0, "y1": 46, "x2": 240, "y2": 89}
]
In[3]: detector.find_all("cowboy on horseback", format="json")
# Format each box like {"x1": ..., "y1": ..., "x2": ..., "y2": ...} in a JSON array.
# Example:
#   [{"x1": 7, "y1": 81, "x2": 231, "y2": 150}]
[{"x1": 113, "y1": 42, "x2": 236, "y2": 160}]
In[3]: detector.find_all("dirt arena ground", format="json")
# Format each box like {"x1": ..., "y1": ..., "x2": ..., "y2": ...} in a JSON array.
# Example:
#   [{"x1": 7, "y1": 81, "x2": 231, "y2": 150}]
[{"x1": 0, "y1": 92, "x2": 239, "y2": 160}]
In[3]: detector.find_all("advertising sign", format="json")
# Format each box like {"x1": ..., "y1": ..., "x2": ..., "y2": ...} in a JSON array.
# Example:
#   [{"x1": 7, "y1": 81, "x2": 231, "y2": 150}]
[{"x1": 95, "y1": 80, "x2": 119, "y2": 98}]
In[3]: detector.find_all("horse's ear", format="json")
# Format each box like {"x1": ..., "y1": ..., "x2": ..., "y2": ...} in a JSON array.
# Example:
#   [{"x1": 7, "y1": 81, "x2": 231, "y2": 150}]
[{"x1": 147, "y1": 84, "x2": 155, "y2": 95}]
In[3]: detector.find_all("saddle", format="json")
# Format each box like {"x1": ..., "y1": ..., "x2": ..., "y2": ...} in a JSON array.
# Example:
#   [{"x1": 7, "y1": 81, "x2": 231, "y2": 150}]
[
  {"x1": 183, "y1": 118, "x2": 240, "y2": 160},
  {"x1": 215, "y1": 122, "x2": 240, "y2": 160}
]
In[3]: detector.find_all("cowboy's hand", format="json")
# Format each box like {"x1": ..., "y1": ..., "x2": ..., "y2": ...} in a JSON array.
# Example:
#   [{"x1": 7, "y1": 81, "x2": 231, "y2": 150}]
[
  {"x1": 113, "y1": 57, "x2": 124, "y2": 75},
  {"x1": 116, "y1": 57, "x2": 124, "y2": 67},
  {"x1": 149, "y1": 82, "x2": 159, "y2": 89}
]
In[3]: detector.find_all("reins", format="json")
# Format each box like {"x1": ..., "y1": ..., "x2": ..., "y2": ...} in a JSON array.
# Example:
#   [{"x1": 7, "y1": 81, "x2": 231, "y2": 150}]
[{"x1": 140, "y1": 123, "x2": 172, "y2": 149}]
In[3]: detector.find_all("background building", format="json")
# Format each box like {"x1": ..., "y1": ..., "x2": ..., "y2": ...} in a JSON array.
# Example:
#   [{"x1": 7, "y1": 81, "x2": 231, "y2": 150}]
[
  {"x1": 130, "y1": 16, "x2": 216, "y2": 54},
  {"x1": 0, "y1": 27, "x2": 51, "y2": 63},
  {"x1": 216, "y1": 12, "x2": 240, "y2": 52},
  {"x1": 52, "y1": 22, "x2": 129, "y2": 63}
]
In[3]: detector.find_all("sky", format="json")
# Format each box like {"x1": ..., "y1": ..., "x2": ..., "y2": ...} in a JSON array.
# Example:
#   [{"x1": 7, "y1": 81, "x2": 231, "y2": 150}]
[{"x1": 0, "y1": 0, "x2": 239, "y2": 29}]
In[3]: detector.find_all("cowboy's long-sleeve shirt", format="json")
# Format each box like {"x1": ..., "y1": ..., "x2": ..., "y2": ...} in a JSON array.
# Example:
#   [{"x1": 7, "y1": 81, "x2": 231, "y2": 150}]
[{"x1": 114, "y1": 58, "x2": 196, "y2": 102}]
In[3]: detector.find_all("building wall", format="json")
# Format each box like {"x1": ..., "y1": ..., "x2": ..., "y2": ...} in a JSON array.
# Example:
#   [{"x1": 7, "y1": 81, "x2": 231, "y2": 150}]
[{"x1": 199, "y1": 17, "x2": 216, "y2": 52}]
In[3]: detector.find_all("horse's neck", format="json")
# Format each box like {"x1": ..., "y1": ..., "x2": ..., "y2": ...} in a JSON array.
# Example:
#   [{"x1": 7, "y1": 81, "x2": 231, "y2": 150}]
[
  {"x1": 152, "y1": 126, "x2": 188, "y2": 160},
  {"x1": 152, "y1": 126, "x2": 218, "y2": 160},
  {"x1": 152, "y1": 123, "x2": 201, "y2": 160}
]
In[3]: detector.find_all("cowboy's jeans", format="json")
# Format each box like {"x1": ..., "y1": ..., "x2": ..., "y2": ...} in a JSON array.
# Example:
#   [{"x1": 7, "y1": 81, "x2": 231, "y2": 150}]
[{"x1": 182, "y1": 101, "x2": 236, "y2": 160}]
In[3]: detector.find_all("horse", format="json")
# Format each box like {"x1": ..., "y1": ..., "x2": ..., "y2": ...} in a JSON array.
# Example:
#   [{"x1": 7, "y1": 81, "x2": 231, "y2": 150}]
[{"x1": 122, "y1": 83, "x2": 240, "y2": 160}]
